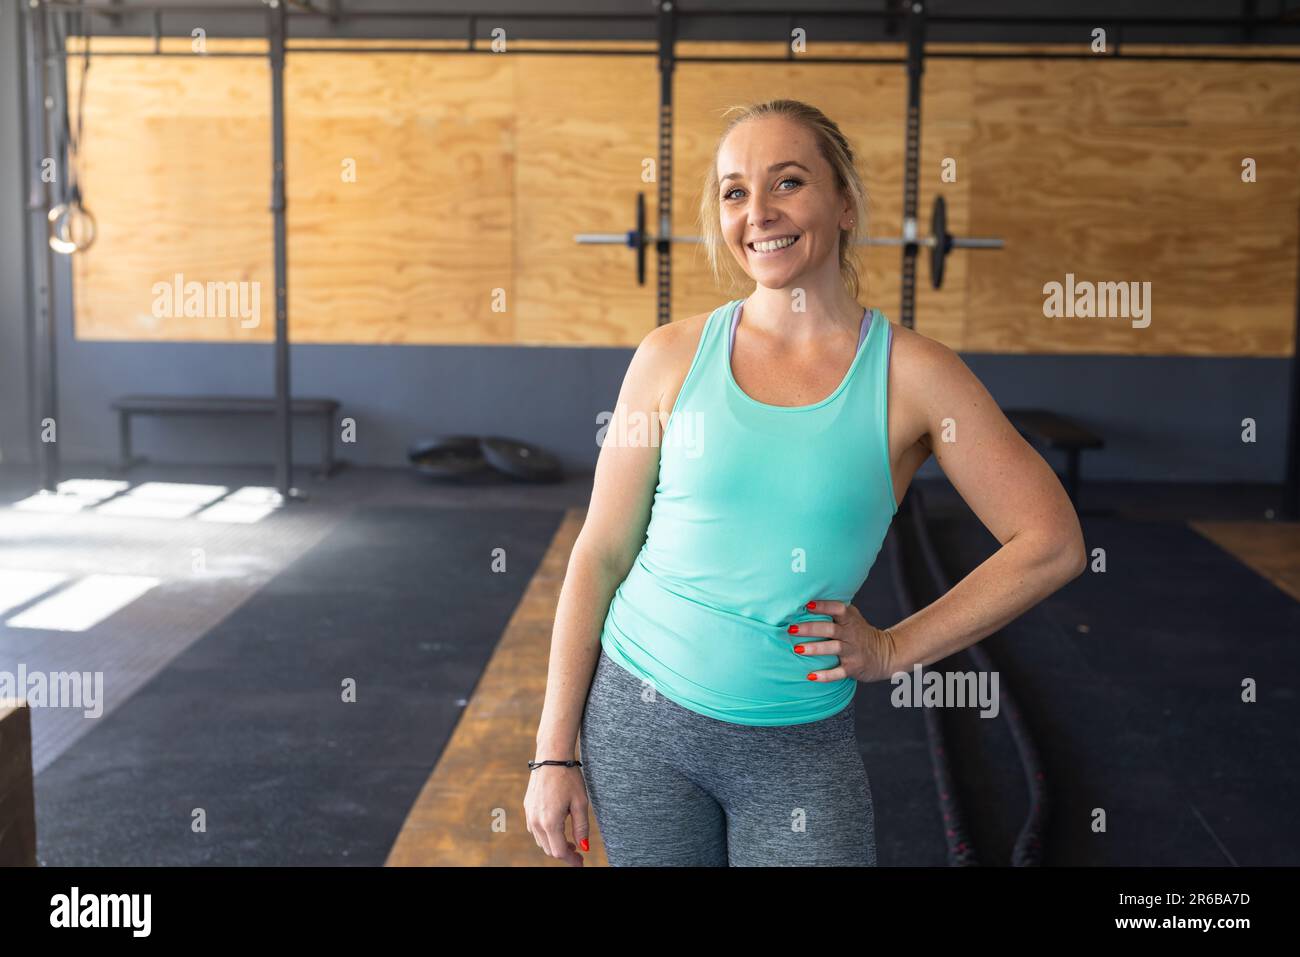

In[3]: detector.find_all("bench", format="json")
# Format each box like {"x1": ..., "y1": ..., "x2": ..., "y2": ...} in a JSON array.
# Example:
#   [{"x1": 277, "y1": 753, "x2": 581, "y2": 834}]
[
  {"x1": 111, "y1": 394, "x2": 341, "y2": 477},
  {"x1": 1003, "y1": 408, "x2": 1104, "y2": 506}
]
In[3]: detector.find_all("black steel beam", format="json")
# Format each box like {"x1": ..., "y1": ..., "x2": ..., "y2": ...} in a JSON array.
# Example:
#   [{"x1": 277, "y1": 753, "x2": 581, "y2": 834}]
[
  {"x1": 24, "y1": 1, "x2": 60, "y2": 493},
  {"x1": 40, "y1": 47, "x2": 1300, "y2": 63},
  {"x1": 899, "y1": 0, "x2": 924, "y2": 331},
  {"x1": 18, "y1": 0, "x2": 38, "y2": 472},
  {"x1": 34, "y1": 0, "x2": 1300, "y2": 31},
  {"x1": 268, "y1": 0, "x2": 294, "y2": 500},
  {"x1": 655, "y1": 0, "x2": 674, "y2": 327},
  {"x1": 39, "y1": 2, "x2": 655, "y2": 19}
]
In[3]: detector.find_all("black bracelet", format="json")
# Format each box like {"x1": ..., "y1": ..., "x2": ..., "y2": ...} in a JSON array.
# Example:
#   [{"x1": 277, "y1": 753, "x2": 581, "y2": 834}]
[{"x1": 528, "y1": 759, "x2": 582, "y2": 771}]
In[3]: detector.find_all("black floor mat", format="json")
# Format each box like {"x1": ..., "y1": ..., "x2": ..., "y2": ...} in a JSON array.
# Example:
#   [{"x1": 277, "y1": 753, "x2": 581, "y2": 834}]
[
  {"x1": 926, "y1": 513, "x2": 1300, "y2": 865},
  {"x1": 33, "y1": 506, "x2": 564, "y2": 865}
]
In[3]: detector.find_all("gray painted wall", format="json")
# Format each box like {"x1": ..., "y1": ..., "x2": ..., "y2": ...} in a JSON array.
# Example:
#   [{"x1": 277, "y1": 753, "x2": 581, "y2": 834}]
[
  {"x1": 1, "y1": 0, "x2": 1294, "y2": 483},
  {"x1": 32, "y1": 334, "x2": 1298, "y2": 483}
]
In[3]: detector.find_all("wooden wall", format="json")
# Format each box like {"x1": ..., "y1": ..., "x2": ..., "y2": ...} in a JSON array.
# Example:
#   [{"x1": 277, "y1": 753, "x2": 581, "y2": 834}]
[{"x1": 65, "y1": 38, "x2": 1300, "y2": 355}]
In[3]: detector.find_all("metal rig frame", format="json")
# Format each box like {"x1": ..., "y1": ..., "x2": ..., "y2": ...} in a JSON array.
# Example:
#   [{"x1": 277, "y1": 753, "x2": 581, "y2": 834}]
[{"x1": 19, "y1": 1, "x2": 1300, "y2": 516}]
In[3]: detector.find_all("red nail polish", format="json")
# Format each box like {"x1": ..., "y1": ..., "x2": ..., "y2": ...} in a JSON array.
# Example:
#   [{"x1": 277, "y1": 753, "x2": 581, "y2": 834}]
[
  {"x1": 580, "y1": 838, "x2": 589, "y2": 851},
  {"x1": 806, "y1": 601, "x2": 817, "y2": 609},
  {"x1": 793, "y1": 644, "x2": 805, "y2": 654},
  {"x1": 788, "y1": 625, "x2": 798, "y2": 634},
  {"x1": 807, "y1": 673, "x2": 817, "y2": 681}
]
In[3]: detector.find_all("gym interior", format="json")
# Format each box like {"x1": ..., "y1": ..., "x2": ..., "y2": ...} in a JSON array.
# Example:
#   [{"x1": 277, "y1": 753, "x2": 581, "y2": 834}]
[{"x1": 0, "y1": 0, "x2": 1298, "y2": 878}]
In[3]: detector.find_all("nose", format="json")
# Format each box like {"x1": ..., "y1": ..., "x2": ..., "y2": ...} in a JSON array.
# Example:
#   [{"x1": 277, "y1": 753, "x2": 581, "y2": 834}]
[{"x1": 747, "y1": 190, "x2": 776, "y2": 230}]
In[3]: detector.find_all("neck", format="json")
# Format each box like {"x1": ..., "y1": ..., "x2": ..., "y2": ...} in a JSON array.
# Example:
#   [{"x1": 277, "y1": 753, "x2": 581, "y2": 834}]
[{"x1": 741, "y1": 284, "x2": 863, "y2": 342}]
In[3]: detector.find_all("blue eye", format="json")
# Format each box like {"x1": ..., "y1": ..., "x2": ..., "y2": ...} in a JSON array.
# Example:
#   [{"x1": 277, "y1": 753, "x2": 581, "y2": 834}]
[{"x1": 723, "y1": 177, "x2": 803, "y2": 202}]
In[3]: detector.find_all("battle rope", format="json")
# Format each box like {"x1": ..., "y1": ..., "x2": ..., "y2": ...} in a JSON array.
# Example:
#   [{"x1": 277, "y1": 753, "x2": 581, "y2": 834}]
[
  {"x1": 884, "y1": 499, "x2": 979, "y2": 866},
  {"x1": 906, "y1": 484, "x2": 1049, "y2": 866}
]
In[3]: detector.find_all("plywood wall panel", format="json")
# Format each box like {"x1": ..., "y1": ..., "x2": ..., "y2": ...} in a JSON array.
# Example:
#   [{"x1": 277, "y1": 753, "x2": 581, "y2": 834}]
[
  {"x1": 285, "y1": 54, "x2": 515, "y2": 345},
  {"x1": 513, "y1": 55, "x2": 658, "y2": 346},
  {"x1": 64, "y1": 41, "x2": 1300, "y2": 356},
  {"x1": 966, "y1": 58, "x2": 1300, "y2": 356},
  {"x1": 67, "y1": 50, "x2": 273, "y2": 341}
]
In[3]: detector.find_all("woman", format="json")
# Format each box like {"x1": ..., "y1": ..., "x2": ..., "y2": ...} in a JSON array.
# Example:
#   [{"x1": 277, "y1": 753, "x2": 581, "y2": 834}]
[{"x1": 524, "y1": 99, "x2": 1086, "y2": 866}]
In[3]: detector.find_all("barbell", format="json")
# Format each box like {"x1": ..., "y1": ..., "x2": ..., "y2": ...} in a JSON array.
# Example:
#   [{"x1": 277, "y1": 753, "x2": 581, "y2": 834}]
[{"x1": 575, "y1": 192, "x2": 1003, "y2": 290}]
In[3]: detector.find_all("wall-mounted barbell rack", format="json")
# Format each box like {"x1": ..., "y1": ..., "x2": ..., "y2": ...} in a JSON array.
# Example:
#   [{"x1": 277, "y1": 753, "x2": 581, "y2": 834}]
[
  {"x1": 20, "y1": 0, "x2": 1300, "y2": 522},
  {"x1": 575, "y1": 191, "x2": 1004, "y2": 295}
]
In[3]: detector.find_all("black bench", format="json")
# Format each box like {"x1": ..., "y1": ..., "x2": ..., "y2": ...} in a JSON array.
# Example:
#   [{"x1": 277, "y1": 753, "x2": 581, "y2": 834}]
[
  {"x1": 111, "y1": 394, "x2": 341, "y2": 477},
  {"x1": 1003, "y1": 408, "x2": 1104, "y2": 506}
]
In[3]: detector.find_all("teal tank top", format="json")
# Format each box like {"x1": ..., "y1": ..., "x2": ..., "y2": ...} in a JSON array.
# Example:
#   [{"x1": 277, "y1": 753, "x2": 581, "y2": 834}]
[{"x1": 599, "y1": 297, "x2": 899, "y2": 726}]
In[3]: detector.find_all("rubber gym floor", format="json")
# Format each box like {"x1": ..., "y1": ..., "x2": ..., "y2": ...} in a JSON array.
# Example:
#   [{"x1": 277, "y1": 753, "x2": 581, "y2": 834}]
[{"x1": 3, "y1": 463, "x2": 1294, "y2": 866}]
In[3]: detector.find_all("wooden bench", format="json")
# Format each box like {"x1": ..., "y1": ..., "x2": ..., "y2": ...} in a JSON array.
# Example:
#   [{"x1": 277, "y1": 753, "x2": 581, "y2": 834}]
[
  {"x1": 1004, "y1": 408, "x2": 1104, "y2": 506},
  {"x1": 0, "y1": 700, "x2": 37, "y2": 866},
  {"x1": 111, "y1": 394, "x2": 341, "y2": 478}
]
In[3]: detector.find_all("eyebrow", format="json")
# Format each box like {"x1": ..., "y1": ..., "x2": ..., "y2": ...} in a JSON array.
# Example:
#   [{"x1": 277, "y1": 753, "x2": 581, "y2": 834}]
[{"x1": 720, "y1": 161, "x2": 811, "y2": 184}]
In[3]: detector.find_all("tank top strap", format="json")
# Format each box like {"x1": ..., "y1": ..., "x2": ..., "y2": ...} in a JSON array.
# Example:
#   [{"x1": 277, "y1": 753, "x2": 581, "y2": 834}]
[{"x1": 664, "y1": 299, "x2": 736, "y2": 436}]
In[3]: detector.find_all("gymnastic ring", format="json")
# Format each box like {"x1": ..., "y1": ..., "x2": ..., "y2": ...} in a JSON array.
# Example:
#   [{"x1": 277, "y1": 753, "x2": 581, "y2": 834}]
[{"x1": 47, "y1": 201, "x2": 97, "y2": 255}]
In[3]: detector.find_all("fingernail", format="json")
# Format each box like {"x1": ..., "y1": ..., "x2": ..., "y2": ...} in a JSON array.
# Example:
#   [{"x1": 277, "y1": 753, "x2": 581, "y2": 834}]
[
  {"x1": 793, "y1": 644, "x2": 805, "y2": 654},
  {"x1": 806, "y1": 601, "x2": 817, "y2": 609},
  {"x1": 788, "y1": 625, "x2": 799, "y2": 634},
  {"x1": 807, "y1": 673, "x2": 817, "y2": 681},
  {"x1": 580, "y1": 838, "x2": 589, "y2": 851}
]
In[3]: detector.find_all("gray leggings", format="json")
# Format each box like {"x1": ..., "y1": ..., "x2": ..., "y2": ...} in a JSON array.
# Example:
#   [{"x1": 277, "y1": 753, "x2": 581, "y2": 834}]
[{"x1": 579, "y1": 647, "x2": 877, "y2": 866}]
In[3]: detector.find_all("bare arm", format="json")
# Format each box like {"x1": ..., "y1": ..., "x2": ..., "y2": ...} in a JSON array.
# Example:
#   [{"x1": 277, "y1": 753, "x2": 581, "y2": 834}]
[
  {"x1": 883, "y1": 327, "x2": 1088, "y2": 672},
  {"x1": 532, "y1": 320, "x2": 681, "y2": 762}
]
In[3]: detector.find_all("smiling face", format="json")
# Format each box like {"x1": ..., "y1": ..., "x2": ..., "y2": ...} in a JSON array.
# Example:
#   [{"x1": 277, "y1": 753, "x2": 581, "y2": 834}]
[{"x1": 715, "y1": 114, "x2": 853, "y2": 291}]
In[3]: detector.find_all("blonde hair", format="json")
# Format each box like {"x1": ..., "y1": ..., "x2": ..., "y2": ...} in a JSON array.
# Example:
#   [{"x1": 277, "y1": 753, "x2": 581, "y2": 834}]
[{"x1": 697, "y1": 99, "x2": 869, "y2": 299}]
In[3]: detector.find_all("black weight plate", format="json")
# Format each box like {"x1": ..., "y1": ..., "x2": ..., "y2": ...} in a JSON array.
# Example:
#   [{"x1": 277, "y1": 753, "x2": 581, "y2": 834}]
[
  {"x1": 407, "y1": 435, "x2": 491, "y2": 481},
  {"x1": 930, "y1": 194, "x2": 949, "y2": 290},
  {"x1": 479, "y1": 436, "x2": 563, "y2": 483},
  {"x1": 407, "y1": 434, "x2": 480, "y2": 462}
]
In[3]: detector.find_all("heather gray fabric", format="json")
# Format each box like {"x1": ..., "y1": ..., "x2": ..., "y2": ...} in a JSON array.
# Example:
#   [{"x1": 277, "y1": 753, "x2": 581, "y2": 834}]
[{"x1": 579, "y1": 648, "x2": 877, "y2": 867}]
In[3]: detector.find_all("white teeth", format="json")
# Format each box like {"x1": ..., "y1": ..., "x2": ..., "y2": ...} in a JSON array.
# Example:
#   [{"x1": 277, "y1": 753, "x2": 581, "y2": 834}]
[{"x1": 750, "y1": 236, "x2": 797, "y2": 252}]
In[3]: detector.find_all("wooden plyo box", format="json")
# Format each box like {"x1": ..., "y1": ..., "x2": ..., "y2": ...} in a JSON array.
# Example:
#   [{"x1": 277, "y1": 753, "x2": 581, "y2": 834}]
[{"x1": 0, "y1": 700, "x2": 37, "y2": 867}]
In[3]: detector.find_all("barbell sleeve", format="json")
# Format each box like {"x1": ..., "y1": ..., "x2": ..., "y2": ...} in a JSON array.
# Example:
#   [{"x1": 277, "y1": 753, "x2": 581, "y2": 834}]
[
  {"x1": 574, "y1": 232, "x2": 637, "y2": 245},
  {"x1": 949, "y1": 237, "x2": 1005, "y2": 249}
]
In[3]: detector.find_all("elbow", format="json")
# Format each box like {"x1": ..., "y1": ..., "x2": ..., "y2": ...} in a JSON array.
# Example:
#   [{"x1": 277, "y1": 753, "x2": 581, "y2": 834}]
[
  {"x1": 1069, "y1": 541, "x2": 1089, "y2": 580},
  {"x1": 1045, "y1": 503, "x2": 1089, "y2": 584},
  {"x1": 1026, "y1": 527, "x2": 1087, "y2": 588},
  {"x1": 569, "y1": 538, "x2": 634, "y2": 587},
  {"x1": 1057, "y1": 530, "x2": 1089, "y2": 584}
]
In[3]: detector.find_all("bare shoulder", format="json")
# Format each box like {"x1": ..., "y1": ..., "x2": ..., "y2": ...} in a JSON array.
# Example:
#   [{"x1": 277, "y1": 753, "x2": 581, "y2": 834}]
[
  {"x1": 885, "y1": 317, "x2": 1007, "y2": 454},
  {"x1": 887, "y1": 319, "x2": 957, "y2": 377},
  {"x1": 886, "y1": 320, "x2": 981, "y2": 405},
  {"x1": 882, "y1": 319, "x2": 990, "y2": 455},
  {"x1": 638, "y1": 311, "x2": 711, "y2": 419},
  {"x1": 641, "y1": 310, "x2": 710, "y2": 356}
]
